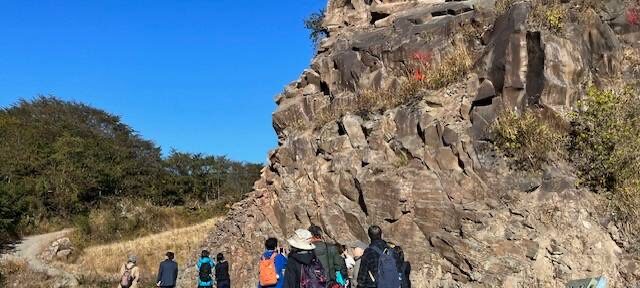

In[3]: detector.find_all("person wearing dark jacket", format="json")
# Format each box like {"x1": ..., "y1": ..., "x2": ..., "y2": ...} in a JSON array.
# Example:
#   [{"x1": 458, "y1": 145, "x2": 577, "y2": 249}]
[
  {"x1": 283, "y1": 229, "x2": 316, "y2": 288},
  {"x1": 357, "y1": 226, "x2": 390, "y2": 288},
  {"x1": 393, "y1": 246, "x2": 411, "y2": 288},
  {"x1": 308, "y1": 225, "x2": 348, "y2": 284},
  {"x1": 215, "y1": 253, "x2": 231, "y2": 288},
  {"x1": 156, "y1": 251, "x2": 178, "y2": 288}
]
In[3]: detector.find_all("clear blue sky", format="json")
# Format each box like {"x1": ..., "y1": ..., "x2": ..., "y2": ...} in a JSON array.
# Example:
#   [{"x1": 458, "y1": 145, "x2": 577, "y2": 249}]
[{"x1": 0, "y1": 0, "x2": 325, "y2": 163}]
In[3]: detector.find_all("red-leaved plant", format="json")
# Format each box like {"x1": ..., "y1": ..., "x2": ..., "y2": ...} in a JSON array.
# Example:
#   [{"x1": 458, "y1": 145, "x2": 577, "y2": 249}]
[
  {"x1": 410, "y1": 51, "x2": 432, "y2": 81},
  {"x1": 627, "y1": 7, "x2": 639, "y2": 26}
]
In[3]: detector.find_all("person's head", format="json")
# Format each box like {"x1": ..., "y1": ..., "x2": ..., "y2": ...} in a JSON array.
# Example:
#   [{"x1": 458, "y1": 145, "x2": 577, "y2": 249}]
[
  {"x1": 308, "y1": 225, "x2": 323, "y2": 240},
  {"x1": 394, "y1": 245, "x2": 405, "y2": 263},
  {"x1": 216, "y1": 253, "x2": 224, "y2": 262},
  {"x1": 351, "y1": 241, "x2": 368, "y2": 258},
  {"x1": 201, "y1": 250, "x2": 210, "y2": 258},
  {"x1": 166, "y1": 251, "x2": 175, "y2": 260},
  {"x1": 127, "y1": 255, "x2": 137, "y2": 264},
  {"x1": 336, "y1": 244, "x2": 345, "y2": 255},
  {"x1": 287, "y1": 229, "x2": 315, "y2": 251},
  {"x1": 265, "y1": 237, "x2": 278, "y2": 251},
  {"x1": 368, "y1": 225, "x2": 382, "y2": 241}
]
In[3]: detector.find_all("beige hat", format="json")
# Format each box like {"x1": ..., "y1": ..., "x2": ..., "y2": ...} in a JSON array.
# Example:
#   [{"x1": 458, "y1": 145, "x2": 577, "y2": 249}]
[{"x1": 287, "y1": 229, "x2": 315, "y2": 250}]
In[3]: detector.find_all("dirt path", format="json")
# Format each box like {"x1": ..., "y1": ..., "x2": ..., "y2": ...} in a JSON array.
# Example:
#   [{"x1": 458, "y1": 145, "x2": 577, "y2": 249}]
[{"x1": 1, "y1": 229, "x2": 79, "y2": 287}]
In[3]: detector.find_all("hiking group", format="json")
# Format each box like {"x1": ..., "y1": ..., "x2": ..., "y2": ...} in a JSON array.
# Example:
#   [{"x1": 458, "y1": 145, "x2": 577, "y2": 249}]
[
  {"x1": 258, "y1": 225, "x2": 411, "y2": 288},
  {"x1": 116, "y1": 250, "x2": 230, "y2": 288},
  {"x1": 115, "y1": 224, "x2": 409, "y2": 288}
]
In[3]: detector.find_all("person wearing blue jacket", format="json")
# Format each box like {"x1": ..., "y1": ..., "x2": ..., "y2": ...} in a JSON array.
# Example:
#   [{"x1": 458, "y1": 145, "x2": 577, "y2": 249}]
[
  {"x1": 196, "y1": 250, "x2": 215, "y2": 288},
  {"x1": 258, "y1": 238, "x2": 288, "y2": 288}
]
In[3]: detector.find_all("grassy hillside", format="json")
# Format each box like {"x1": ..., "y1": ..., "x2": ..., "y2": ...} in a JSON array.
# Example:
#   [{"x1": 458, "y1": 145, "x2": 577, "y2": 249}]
[{"x1": 0, "y1": 96, "x2": 261, "y2": 245}]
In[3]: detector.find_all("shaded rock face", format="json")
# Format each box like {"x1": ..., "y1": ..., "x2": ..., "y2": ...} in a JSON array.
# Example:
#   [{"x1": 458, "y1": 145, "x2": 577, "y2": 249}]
[{"x1": 186, "y1": 1, "x2": 640, "y2": 287}]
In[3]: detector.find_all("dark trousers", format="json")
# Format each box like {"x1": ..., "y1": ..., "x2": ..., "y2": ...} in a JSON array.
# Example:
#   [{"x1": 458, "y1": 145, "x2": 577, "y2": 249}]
[{"x1": 217, "y1": 279, "x2": 230, "y2": 288}]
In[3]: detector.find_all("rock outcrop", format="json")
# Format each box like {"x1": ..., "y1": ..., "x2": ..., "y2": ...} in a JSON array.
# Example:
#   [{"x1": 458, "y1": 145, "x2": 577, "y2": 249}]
[
  {"x1": 183, "y1": 0, "x2": 640, "y2": 287},
  {"x1": 41, "y1": 237, "x2": 75, "y2": 262}
]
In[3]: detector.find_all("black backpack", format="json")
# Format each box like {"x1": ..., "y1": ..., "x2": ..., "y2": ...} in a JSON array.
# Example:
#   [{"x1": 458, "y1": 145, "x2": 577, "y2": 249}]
[{"x1": 199, "y1": 261, "x2": 213, "y2": 282}]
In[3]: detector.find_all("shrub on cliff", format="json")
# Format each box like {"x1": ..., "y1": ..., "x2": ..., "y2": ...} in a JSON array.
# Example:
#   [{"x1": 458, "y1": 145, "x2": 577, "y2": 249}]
[
  {"x1": 492, "y1": 110, "x2": 566, "y2": 170},
  {"x1": 570, "y1": 86, "x2": 640, "y2": 223},
  {"x1": 304, "y1": 9, "x2": 328, "y2": 46}
]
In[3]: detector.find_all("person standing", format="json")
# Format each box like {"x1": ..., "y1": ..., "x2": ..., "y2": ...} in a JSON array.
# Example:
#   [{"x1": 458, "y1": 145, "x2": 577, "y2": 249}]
[
  {"x1": 156, "y1": 251, "x2": 178, "y2": 288},
  {"x1": 197, "y1": 250, "x2": 215, "y2": 288},
  {"x1": 349, "y1": 241, "x2": 368, "y2": 288},
  {"x1": 393, "y1": 246, "x2": 411, "y2": 288},
  {"x1": 258, "y1": 237, "x2": 288, "y2": 288},
  {"x1": 118, "y1": 255, "x2": 140, "y2": 288},
  {"x1": 356, "y1": 225, "x2": 399, "y2": 288},
  {"x1": 215, "y1": 253, "x2": 231, "y2": 288},
  {"x1": 307, "y1": 225, "x2": 348, "y2": 285},
  {"x1": 283, "y1": 229, "x2": 317, "y2": 288}
]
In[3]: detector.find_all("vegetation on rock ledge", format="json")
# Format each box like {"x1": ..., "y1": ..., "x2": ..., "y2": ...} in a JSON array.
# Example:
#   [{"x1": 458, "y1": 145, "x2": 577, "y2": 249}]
[{"x1": 493, "y1": 86, "x2": 640, "y2": 242}]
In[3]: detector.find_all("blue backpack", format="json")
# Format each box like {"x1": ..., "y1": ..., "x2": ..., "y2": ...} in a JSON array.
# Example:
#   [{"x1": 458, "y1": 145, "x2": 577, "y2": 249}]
[{"x1": 370, "y1": 246, "x2": 401, "y2": 288}]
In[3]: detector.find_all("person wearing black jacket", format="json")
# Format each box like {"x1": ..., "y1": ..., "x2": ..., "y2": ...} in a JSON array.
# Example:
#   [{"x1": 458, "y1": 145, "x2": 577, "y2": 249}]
[
  {"x1": 356, "y1": 226, "x2": 390, "y2": 288},
  {"x1": 393, "y1": 246, "x2": 411, "y2": 288},
  {"x1": 283, "y1": 229, "x2": 316, "y2": 288},
  {"x1": 215, "y1": 253, "x2": 231, "y2": 288},
  {"x1": 156, "y1": 251, "x2": 178, "y2": 288}
]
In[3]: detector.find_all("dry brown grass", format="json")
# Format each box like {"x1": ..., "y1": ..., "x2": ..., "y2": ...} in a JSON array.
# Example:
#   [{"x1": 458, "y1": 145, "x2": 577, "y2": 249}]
[
  {"x1": 495, "y1": 0, "x2": 574, "y2": 33},
  {"x1": 492, "y1": 110, "x2": 567, "y2": 170},
  {"x1": 298, "y1": 44, "x2": 473, "y2": 131},
  {"x1": 59, "y1": 218, "x2": 218, "y2": 284},
  {"x1": 495, "y1": 0, "x2": 518, "y2": 16},
  {"x1": 0, "y1": 259, "x2": 57, "y2": 288},
  {"x1": 355, "y1": 44, "x2": 472, "y2": 114},
  {"x1": 530, "y1": 0, "x2": 566, "y2": 32}
]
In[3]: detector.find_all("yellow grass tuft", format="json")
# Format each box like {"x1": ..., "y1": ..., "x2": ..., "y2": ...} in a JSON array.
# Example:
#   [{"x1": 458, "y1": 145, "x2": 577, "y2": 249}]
[
  {"x1": 0, "y1": 259, "x2": 57, "y2": 288},
  {"x1": 59, "y1": 218, "x2": 219, "y2": 283}
]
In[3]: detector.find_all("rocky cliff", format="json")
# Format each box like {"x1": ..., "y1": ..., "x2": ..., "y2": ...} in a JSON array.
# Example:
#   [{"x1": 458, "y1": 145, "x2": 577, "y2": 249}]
[{"x1": 186, "y1": 0, "x2": 640, "y2": 287}]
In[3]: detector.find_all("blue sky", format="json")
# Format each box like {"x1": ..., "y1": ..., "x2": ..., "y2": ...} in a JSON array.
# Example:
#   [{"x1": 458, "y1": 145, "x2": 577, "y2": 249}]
[{"x1": 0, "y1": 0, "x2": 326, "y2": 163}]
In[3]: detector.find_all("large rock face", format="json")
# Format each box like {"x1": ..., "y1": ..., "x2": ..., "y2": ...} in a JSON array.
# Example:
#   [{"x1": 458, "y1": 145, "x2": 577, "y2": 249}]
[{"x1": 182, "y1": 0, "x2": 640, "y2": 287}]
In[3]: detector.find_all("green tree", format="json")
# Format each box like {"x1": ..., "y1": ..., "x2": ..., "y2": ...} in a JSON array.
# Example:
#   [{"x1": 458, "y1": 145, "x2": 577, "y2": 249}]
[{"x1": 304, "y1": 9, "x2": 328, "y2": 46}]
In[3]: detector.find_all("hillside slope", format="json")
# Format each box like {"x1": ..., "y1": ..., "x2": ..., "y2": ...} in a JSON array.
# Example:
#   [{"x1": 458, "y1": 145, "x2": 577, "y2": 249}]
[{"x1": 185, "y1": 0, "x2": 640, "y2": 287}]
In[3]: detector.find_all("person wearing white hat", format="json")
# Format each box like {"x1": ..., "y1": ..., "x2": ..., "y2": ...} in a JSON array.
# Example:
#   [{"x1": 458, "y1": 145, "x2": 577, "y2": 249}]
[{"x1": 283, "y1": 229, "x2": 317, "y2": 288}]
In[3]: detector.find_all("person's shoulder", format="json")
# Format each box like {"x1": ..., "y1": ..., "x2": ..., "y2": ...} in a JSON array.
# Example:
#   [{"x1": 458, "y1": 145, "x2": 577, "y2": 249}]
[{"x1": 275, "y1": 253, "x2": 287, "y2": 261}]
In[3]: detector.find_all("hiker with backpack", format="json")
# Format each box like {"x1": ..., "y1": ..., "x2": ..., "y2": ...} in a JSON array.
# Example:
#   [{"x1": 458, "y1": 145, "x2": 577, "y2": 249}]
[
  {"x1": 356, "y1": 225, "x2": 400, "y2": 288},
  {"x1": 215, "y1": 253, "x2": 231, "y2": 288},
  {"x1": 197, "y1": 250, "x2": 215, "y2": 288},
  {"x1": 118, "y1": 255, "x2": 140, "y2": 288},
  {"x1": 258, "y1": 237, "x2": 288, "y2": 288},
  {"x1": 393, "y1": 246, "x2": 411, "y2": 288},
  {"x1": 307, "y1": 225, "x2": 348, "y2": 288},
  {"x1": 283, "y1": 228, "x2": 324, "y2": 288},
  {"x1": 156, "y1": 251, "x2": 179, "y2": 288}
]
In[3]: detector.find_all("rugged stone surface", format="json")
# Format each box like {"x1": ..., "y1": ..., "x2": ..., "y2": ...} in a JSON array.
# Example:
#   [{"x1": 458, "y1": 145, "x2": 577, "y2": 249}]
[
  {"x1": 181, "y1": 0, "x2": 640, "y2": 287},
  {"x1": 41, "y1": 237, "x2": 74, "y2": 262}
]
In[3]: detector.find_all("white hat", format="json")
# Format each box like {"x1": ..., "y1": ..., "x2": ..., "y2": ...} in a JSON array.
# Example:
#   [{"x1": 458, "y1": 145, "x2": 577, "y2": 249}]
[{"x1": 287, "y1": 229, "x2": 315, "y2": 250}]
